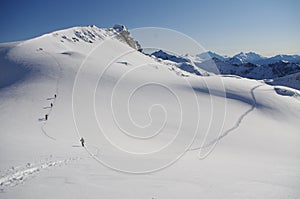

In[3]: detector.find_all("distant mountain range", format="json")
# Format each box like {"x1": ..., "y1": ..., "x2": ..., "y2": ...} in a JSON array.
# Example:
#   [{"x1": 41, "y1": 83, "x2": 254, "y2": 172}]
[
  {"x1": 196, "y1": 51, "x2": 300, "y2": 65},
  {"x1": 150, "y1": 50, "x2": 300, "y2": 90}
]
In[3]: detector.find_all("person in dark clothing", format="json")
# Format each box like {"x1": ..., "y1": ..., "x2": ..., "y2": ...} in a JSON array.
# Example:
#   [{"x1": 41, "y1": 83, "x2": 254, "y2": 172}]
[
  {"x1": 80, "y1": 137, "x2": 85, "y2": 147},
  {"x1": 45, "y1": 114, "x2": 48, "y2": 120},
  {"x1": 50, "y1": 103, "x2": 53, "y2": 108},
  {"x1": 54, "y1": 94, "x2": 57, "y2": 98}
]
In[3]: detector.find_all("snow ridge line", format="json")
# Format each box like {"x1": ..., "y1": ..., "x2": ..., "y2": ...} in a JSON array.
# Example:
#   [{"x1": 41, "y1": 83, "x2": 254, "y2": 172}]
[
  {"x1": 39, "y1": 50, "x2": 63, "y2": 141},
  {"x1": 189, "y1": 84, "x2": 263, "y2": 151},
  {"x1": 0, "y1": 157, "x2": 79, "y2": 191}
]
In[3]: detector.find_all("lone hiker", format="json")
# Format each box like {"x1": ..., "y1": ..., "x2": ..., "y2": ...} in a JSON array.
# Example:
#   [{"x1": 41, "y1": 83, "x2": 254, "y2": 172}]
[
  {"x1": 45, "y1": 114, "x2": 48, "y2": 121},
  {"x1": 80, "y1": 137, "x2": 85, "y2": 147}
]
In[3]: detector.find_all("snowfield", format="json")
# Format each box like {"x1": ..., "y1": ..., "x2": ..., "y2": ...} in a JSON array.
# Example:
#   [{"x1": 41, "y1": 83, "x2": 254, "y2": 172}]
[{"x1": 0, "y1": 26, "x2": 300, "y2": 198}]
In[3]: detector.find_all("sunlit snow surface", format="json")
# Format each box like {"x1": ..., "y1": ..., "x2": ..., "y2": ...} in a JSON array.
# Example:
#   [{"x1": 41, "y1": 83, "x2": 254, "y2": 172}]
[{"x1": 0, "y1": 26, "x2": 300, "y2": 198}]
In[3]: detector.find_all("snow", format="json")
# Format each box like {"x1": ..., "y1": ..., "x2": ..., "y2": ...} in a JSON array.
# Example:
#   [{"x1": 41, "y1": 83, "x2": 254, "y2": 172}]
[
  {"x1": 0, "y1": 26, "x2": 300, "y2": 198},
  {"x1": 0, "y1": 157, "x2": 79, "y2": 188}
]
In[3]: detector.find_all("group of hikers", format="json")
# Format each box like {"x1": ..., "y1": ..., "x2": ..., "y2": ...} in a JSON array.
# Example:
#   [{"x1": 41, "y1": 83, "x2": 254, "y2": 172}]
[
  {"x1": 43, "y1": 93, "x2": 85, "y2": 147},
  {"x1": 44, "y1": 94, "x2": 56, "y2": 121}
]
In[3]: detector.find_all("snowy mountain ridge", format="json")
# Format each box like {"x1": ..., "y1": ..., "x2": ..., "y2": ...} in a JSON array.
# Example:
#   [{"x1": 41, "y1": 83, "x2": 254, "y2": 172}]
[
  {"x1": 150, "y1": 50, "x2": 208, "y2": 76},
  {"x1": 53, "y1": 24, "x2": 141, "y2": 50},
  {"x1": 152, "y1": 50, "x2": 300, "y2": 90},
  {"x1": 196, "y1": 51, "x2": 300, "y2": 65},
  {"x1": 229, "y1": 52, "x2": 266, "y2": 65}
]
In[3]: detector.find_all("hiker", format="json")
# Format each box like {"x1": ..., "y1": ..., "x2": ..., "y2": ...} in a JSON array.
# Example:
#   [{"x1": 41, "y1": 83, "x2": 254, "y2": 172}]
[
  {"x1": 50, "y1": 103, "x2": 53, "y2": 108},
  {"x1": 45, "y1": 114, "x2": 48, "y2": 120},
  {"x1": 80, "y1": 137, "x2": 85, "y2": 147},
  {"x1": 54, "y1": 94, "x2": 57, "y2": 98}
]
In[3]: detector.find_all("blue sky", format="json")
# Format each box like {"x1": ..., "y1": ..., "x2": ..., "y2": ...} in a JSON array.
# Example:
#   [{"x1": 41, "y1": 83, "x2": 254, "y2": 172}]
[{"x1": 0, "y1": 0, "x2": 299, "y2": 56}]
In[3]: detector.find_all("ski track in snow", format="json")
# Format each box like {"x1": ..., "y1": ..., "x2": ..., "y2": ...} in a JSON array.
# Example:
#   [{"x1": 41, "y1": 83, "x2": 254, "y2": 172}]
[
  {"x1": 190, "y1": 84, "x2": 263, "y2": 151},
  {"x1": 39, "y1": 49, "x2": 63, "y2": 141},
  {"x1": 0, "y1": 157, "x2": 79, "y2": 192},
  {"x1": 0, "y1": 49, "x2": 79, "y2": 192},
  {"x1": 0, "y1": 50, "x2": 73, "y2": 192}
]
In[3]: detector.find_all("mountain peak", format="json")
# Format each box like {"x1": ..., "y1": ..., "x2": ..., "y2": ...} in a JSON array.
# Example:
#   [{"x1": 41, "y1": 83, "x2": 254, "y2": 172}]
[
  {"x1": 196, "y1": 51, "x2": 226, "y2": 61},
  {"x1": 234, "y1": 51, "x2": 264, "y2": 58},
  {"x1": 151, "y1": 50, "x2": 189, "y2": 63},
  {"x1": 230, "y1": 51, "x2": 265, "y2": 64}
]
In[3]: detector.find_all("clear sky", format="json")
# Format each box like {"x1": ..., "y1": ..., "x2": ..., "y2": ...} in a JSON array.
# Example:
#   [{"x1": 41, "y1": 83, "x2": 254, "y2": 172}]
[{"x1": 0, "y1": 0, "x2": 299, "y2": 56}]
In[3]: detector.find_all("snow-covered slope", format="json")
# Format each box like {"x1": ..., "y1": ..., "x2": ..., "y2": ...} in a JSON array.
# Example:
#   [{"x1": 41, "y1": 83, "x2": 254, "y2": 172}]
[
  {"x1": 151, "y1": 50, "x2": 208, "y2": 76},
  {"x1": 0, "y1": 26, "x2": 300, "y2": 199}
]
